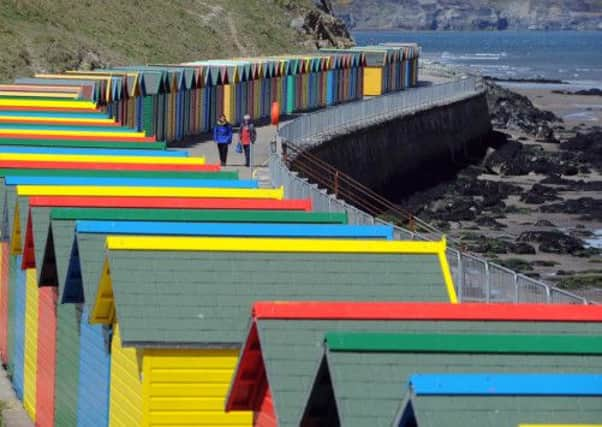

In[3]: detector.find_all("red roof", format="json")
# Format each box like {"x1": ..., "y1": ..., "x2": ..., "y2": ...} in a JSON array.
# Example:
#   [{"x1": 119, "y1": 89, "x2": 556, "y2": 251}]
[
  {"x1": 227, "y1": 302, "x2": 602, "y2": 413},
  {"x1": 0, "y1": 160, "x2": 219, "y2": 172},
  {"x1": 252, "y1": 302, "x2": 602, "y2": 322},
  {"x1": 30, "y1": 196, "x2": 312, "y2": 211}
]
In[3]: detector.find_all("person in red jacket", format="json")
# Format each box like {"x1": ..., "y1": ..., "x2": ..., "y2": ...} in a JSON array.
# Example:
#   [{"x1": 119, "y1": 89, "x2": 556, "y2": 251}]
[{"x1": 238, "y1": 114, "x2": 256, "y2": 167}]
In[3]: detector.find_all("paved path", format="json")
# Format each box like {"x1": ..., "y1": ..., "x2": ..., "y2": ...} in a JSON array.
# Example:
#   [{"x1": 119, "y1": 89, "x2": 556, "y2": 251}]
[
  {"x1": 171, "y1": 121, "x2": 283, "y2": 183},
  {"x1": 0, "y1": 369, "x2": 33, "y2": 427}
]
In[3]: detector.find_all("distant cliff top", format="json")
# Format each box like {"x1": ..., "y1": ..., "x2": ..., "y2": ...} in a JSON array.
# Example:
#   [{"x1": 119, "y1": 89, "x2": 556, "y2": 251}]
[
  {"x1": 0, "y1": 0, "x2": 353, "y2": 82},
  {"x1": 331, "y1": 0, "x2": 602, "y2": 31}
]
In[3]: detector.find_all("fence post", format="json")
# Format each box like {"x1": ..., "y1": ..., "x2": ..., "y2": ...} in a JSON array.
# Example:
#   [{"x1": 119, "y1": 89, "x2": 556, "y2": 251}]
[
  {"x1": 456, "y1": 251, "x2": 464, "y2": 302},
  {"x1": 282, "y1": 141, "x2": 288, "y2": 163},
  {"x1": 457, "y1": 251, "x2": 464, "y2": 302},
  {"x1": 333, "y1": 171, "x2": 340, "y2": 197},
  {"x1": 513, "y1": 272, "x2": 519, "y2": 303},
  {"x1": 484, "y1": 261, "x2": 491, "y2": 303},
  {"x1": 545, "y1": 285, "x2": 551, "y2": 303}
]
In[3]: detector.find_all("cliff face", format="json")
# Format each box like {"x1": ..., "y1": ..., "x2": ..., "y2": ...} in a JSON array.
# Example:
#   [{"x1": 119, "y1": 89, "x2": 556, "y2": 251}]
[
  {"x1": 331, "y1": 0, "x2": 602, "y2": 31},
  {"x1": 0, "y1": 0, "x2": 353, "y2": 82}
]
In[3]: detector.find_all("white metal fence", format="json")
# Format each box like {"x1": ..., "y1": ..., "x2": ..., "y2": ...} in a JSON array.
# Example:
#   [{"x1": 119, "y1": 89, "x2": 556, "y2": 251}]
[
  {"x1": 272, "y1": 79, "x2": 589, "y2": 305},
  {"x1": 280, "y1": 77, "x2": 482, "y2": 148}
]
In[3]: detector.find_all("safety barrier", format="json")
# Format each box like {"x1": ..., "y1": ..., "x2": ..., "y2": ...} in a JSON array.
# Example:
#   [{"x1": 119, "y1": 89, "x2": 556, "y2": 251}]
[
  {"x1": 279, "y1": 77, "x2": 482, "y2": 148},
  {"x1": 272, "y1": 78, "x2": 589, "y2": 305}
]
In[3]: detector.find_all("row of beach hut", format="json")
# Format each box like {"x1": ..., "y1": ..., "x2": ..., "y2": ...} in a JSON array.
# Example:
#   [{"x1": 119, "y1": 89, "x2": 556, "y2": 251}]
[
  {"x1": 321, "y1": 43, "x2": 421, "y2": 96},
  {"x1": 8, "y1": 52, "x2": 367, "y2": 144},
  {"x1": 1, "y1": 46, "x2": 600, "y2": 427},
  {"x1": 3, "y1": 44, "x2": 420, "y2": 146}
]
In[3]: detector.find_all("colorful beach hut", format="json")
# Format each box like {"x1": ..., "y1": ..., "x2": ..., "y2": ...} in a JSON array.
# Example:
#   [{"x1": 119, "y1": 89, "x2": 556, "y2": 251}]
[
  {"x1": 226, "y1": 302, "x2": 602, "y2": 426},
  {"x1": 301, "y1": 331, "x2": 602, "y2": 426},
  {"x1": 87, "y1": 237, "x2": 454, "y2": 426}
]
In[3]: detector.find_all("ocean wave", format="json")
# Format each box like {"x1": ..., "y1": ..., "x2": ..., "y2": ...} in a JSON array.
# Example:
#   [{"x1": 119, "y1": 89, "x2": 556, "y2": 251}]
[
  {"x1": 440, "y1": 51, "x2": 507, "y2": 61},
  {"x1": 563, "y1": 111, "x2": 599, "y2": 122},
  {"x1": 585, "y1": 230, "x2": 602, "y2": 250}
]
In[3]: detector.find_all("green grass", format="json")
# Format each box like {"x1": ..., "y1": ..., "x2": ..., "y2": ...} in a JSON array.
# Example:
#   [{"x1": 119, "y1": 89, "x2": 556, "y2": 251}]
[
  {"x1": 557, "y1": 274, "x2": 602, "y2": 290},
  {"x1": 0, "y1": 0, "x2": 325, "y2": 82}
]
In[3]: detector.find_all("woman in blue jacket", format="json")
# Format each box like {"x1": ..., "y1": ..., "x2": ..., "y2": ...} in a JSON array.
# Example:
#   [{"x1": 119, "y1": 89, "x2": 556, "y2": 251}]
[{"x1": 213, "y1": 114, "x2": 233, "y2": 166}]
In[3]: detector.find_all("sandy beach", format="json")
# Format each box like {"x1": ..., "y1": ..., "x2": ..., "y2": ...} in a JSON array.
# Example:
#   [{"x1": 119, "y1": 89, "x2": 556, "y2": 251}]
[{"x1": 511, "y1": 85, "x2": 602, "y2": 129}]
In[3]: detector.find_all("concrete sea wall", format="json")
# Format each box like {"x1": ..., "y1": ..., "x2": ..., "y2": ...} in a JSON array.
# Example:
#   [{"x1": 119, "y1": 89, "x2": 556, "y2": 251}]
[{"x1": 306, "y1": 93, "x2": 492, "y2": 197}]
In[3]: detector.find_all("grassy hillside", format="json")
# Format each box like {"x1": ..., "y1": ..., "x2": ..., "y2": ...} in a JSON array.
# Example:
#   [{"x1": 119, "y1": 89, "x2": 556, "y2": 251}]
[{"x1": 0, "y1": 0, "x2": 351, "y2": 82}]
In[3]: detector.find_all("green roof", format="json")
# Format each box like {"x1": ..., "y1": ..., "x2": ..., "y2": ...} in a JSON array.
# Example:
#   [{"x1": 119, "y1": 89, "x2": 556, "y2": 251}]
[
  {"x1": 51, "y1": 208, "x2": 347, "y2": 224},
  {"x1": 397, "y1": 395, "x2": 602, "y2": 427},
  {"x1": 324, "y1": 332, "x2": 602, "y2": 354},
  {"x1": 299, "y1": 332, "x2": 602, "y2": 427},
  {"x1": 56, "y1": 208, "x2": 349, "y2": 306},
  {"x1": 105, "y1": 250, "x2": 449, "y2": 346},
  {"x1": 251, "y1": 318, "x2": 602, "y2": 427}
]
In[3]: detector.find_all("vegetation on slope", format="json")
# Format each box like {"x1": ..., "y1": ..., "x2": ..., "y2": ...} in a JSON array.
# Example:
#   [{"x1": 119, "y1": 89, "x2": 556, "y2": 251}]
[{"x1": 0, "y1": 0, "x2": 353, "y2": 82}]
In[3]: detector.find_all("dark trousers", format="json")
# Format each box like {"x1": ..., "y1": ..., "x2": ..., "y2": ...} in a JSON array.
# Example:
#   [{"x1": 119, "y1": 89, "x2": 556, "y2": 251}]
[
  {"x1": 217, "y1": 143, "x2": 229, "y2": 166},
  {"x1": 243, "y1": 144, "x2": 251, "y2": 167}
]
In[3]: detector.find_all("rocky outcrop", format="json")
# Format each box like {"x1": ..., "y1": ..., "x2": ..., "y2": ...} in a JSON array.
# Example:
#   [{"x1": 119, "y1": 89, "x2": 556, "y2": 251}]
[
  {"x1": 331, "y1": 0, "x2": 602, "y2": 31},
  {"x1": 484, "y1": 79, "x2": 559, "y2": 137},
  {"x1": 300, "y1": 1, "x2": 355, "y2": 48}
]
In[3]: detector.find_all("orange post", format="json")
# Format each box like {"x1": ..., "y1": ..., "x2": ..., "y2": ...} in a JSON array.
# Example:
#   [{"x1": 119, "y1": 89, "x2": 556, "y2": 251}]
[{"x1": 271, "y1": 101, "x2": 280, "y2": 126}]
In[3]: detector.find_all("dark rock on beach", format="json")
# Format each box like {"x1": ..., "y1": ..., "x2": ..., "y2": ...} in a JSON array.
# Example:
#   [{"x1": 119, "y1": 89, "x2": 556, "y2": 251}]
[
  {"x1": 463, "y1": 234, "x2": 512, "y2": 254},
  {"x1": 533, "y1": 219, "x2": 556, "y2": 227},
  {"x1": 560, "y1": 130, "x2": 602, "y2": 171},
  {"x1": 510, "y1": 242, "x2": 537, "y2": 255},
  {"x1": 475, "y1": 215, "x2": 507, "y2": 229},
  {"x1": 541, "y1": 198, "x2": 602, "y2": 221},
  {"x1": 520, "y1": 184, "x2": 560, "y2": 204},
  {"x1": 484, "y1": 80, "x2": 559, "y2": 137},
  {"x1": 402, "y1": 167, "x2": 522, "y2": 223},
  {"x1": 552, "y1": 88, "x2": 602, "y2": 97},
  {"x1": 485, "y1": 141, "x2": 579, "y2": 176},
  {"x1": 517, "y1": 230, "x2": 586, "y2": 255},
  {"x1": 540, "y1": 174, "x2": 602, "y2": 191},
  {"x1": 487, "y1": 77, "x2": 566, "y2": 85}
]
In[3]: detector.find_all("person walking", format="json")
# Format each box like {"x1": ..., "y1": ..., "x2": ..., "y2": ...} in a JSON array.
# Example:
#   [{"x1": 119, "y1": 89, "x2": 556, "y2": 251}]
[
  {"x1": 213, "y1": 114, "x2": 233, "y2": 166},
  {"x1": 238, "y1": 114, "x2": 256, "y2": 167}
]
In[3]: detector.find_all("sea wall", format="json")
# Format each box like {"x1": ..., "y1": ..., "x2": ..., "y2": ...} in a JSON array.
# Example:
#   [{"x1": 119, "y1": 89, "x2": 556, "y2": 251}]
[{"x1": 306, "y1": 92, "x2": 492, "y2": 198}]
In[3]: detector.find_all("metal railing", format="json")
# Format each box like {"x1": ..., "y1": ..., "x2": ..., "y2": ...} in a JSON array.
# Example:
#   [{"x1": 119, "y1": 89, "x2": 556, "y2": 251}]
[
  {"x1": 280, "y1": 77, "x2": 482, "y2": 148},
  {"x1": 272, "y1": 78, "x2": 589, "y2": 305}
]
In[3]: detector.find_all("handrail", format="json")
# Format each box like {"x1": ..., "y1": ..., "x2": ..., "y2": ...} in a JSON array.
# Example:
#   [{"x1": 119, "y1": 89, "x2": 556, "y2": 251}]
[{"x1": 283, "y1": 141, "x2": 448, "y2": 238}]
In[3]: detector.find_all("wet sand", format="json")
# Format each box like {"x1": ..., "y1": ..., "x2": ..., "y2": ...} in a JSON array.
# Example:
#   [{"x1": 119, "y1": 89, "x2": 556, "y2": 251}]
[{"x1": 508, "y1": 85, "x2": 602, "y2": 129}]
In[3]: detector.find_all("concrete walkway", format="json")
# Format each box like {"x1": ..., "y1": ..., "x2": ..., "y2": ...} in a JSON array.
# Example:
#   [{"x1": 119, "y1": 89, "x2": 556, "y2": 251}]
[
  {"x1": 0, "y1": 369, "x2": 33, "y2": 427},
  {"x1": 170, "y1": 121, "x2": 282, "y2": 184}
]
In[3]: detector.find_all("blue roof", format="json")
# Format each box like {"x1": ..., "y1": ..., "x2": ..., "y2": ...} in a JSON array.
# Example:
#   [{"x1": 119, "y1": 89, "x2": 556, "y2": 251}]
[
  {"x1": 5, "y1": 176, "x2": 258, "y2": 189},
  {"x1": 0, "y1": 146, "x2": 186, "y2": 157},
  {"x1": 409, "y1": 373, "x2": 602, "y2": 396},
  {"x1": 0, "y1": 111, "x2": 111, "y2": 119},
  {"x1": 75, "y1": 221, "x2": 394, "y2": 239}
]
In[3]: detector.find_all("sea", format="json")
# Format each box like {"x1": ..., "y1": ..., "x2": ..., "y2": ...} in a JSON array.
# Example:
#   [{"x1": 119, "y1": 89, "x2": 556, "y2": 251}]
[
  {"x1": 355, "y1": 30, "x2": 602, "y2": 249},
  {"x1": 353, "y1": 31, "x2": 602, "y2": 89}
]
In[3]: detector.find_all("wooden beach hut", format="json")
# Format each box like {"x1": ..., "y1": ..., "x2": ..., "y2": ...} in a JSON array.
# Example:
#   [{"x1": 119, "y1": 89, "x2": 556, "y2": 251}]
[
  {"x1": 226, "y1": 302, "x2": 602, "y2": 427},
  {"x1": 87, "y1": 236, "x2": 454, "y2": 426},
  {"x1": 300, "y1": 331, "x2": 602, "y2": 426}
]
